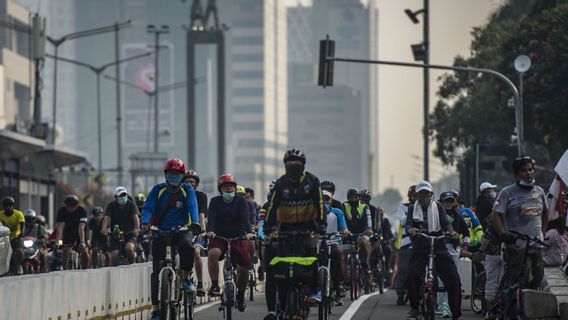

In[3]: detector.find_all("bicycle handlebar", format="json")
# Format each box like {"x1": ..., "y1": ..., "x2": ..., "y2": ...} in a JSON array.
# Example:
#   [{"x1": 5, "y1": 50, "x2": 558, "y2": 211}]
[
  {"x1": 416, "y1": 232, "x2": 452, "y2": 240},
  {"x1": 509, "y1": 230, "x2": 549, "y2": 247}
]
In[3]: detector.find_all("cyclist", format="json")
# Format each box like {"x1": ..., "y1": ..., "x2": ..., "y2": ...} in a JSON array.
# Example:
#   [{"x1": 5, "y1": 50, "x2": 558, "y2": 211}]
[
  {"x1": 134, "y1": 192, "x2": 152, "y2": 262},
  {"x1": 321, "y1": 180, "x2": 343, "y2": 210},
  {"x1": 452, "y1": 190, "x2": 484, "y2": 253},
  {"x1": 257, "y1": 180, "x2": 276, "y2": 283},
  {"x1": 360, "y1": 189, "x2": 385, "y2": 288},
  {"x1": 490, "y1": 156, "x2": 548, "y2": 290},
  {"x1": 141, "y1": 158, "x2": 200, "y2": 320},
  {"x1": 23, "y1": 209, "x2": 48, "y2": 272},
  {"x1": 405, "y1": 180, "x2": 461, "y2": 320},
  {"x1": 0, "y1": 197, "x2": 25, "y2": 275},
  {"x1": 478, "y1": 217, "x2": 503, "y2": 319},
  {"x1": 237, "y1": 185, "x2": 257, "y2": 227},
  {"x1": 323, "y1": 189, "x2": 349, "y2": 306},
  {"x1": 476, "y1": 182, "x2": 497, "y2": 229},
  {"x1": 206, "y1": 174, "x2": 254, "y2": 312},
  {"x1": 87, "y1": 207, "x2": 110, "y2": 268},
  {"x1": 102, "y1": 186, "x2": 140, "y2": 265},
  {"x1": 245, "y1": 187, "x2": 262, "y2": 218},
  {"x1": 55, "y1": 194, "x2": 90, "y2": 269},
  {"x1": 395, "y1": 185, "x2": 416, "y2": 305},
  {"x1": 184, "y1": 170, "x2": 208, "y2": 296},
  {"x1": 342, "y1": 188, "x2": 373, "y2": 274},
  {"x1": 263, "y1": 148, "x2": 324, "y2": 320},
  {"x1": 437, "y1": 190, "x2": 470, "y2": 318}
]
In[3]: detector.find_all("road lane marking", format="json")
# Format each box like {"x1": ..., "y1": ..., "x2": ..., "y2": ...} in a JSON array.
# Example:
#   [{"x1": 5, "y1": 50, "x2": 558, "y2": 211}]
[
  {"x1": 195, "y1": 291, "x2": 264, "y2": 313},
  {"x1": 338, "y1": 289, "x2": 387, "y2": 320}
]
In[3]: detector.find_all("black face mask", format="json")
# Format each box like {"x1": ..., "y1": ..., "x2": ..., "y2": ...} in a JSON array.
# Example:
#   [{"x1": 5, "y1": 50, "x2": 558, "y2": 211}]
[
  {"x1": 349, "y1": 200, "x2": 359, "y2": 206},
  {"x1": 285, "y1": 163, "x2": 304, "y2": 180},
  {"x1": 3, "y1": 208, "x2": 13, "y2": 215}
]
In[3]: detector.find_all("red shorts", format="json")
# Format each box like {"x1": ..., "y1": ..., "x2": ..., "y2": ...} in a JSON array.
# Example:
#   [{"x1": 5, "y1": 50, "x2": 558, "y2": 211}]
[{"x1": 208, "y1": 238, "x2": 252, "y2": 269}]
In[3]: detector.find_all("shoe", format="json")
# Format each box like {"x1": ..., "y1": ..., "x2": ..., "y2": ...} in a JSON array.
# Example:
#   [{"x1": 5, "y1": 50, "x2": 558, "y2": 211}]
[
  {"x1": 263, "y1": 311, "x2": 277, "y2": 320},
  {"x1": 397, "y1": 294, "x2": 406, "y2": 306},
  {"x1": 236, "y1": 292, "x2": 247, "y2": 312},
  {"x1": 208, "y1": 284, "x2": 221, "y2": 296},
  {"x1": 307, "y1": 289, "x2": 322, "y2": 304},
  {"x1": 150, "y1": 310, "x2": 160, "y2": 320},
  {"x1": 258, "y1": 266, "x2": 265, "y2": 281},
  {"x1": 334, "y1": 296, "x2": 344, "y2": 306},
  {"x1": 16, "y1": 266, "x2": 23, "y2": 275},
  {"x1": 196, "y1": 284, "x2": 206, "y2": 297},
  {"x1": 183, "y1": 279, "x2": 196, "y2": 293},
  {"x1": 406, "y1": 308, "x2": 419, "y2": 320}
]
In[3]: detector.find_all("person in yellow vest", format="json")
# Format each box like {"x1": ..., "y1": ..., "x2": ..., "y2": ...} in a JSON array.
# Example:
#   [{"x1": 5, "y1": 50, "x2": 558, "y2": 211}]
[
  {"x1": 342, "y1": 188, "x2": 373, "y2": 275},
  {"x1": 0, "y1": 196, "x2": 25, "y2": 275},
  {"x1": 394, "y1": 185, "x2": 416, "y2": 305}
]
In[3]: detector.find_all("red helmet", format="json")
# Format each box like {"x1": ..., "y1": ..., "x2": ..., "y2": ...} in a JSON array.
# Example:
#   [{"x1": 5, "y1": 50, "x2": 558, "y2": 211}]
[
  {"x1": 217, "y1": 174, "x2": 237, "y2": 190},
  {"x1": 185, "y1": 170, "x2": 200, "y2": 182},
  {"x1": 164, "y1": 158, "x2": 185, "y2": 173}
]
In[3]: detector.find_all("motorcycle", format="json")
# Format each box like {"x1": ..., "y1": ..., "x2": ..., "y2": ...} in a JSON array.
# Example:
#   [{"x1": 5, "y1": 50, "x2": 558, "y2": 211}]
[{"x1": 22, "y1": 236, "x2": 41, "y2": 274}]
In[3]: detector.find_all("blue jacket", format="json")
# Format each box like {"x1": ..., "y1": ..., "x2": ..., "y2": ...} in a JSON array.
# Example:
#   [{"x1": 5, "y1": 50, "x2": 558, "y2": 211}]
[
  {"x1": 325, "y1": 204, "x2": 347, "y2": 233},
  {"x1": 141, "y1": 182, "x2": 199, "y2": 230}
]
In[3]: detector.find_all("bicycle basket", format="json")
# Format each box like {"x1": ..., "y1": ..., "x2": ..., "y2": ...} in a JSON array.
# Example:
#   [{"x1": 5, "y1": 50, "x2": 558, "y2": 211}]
[{"x1": 270, "y1": 256, "x2": 317, "y2": 283}]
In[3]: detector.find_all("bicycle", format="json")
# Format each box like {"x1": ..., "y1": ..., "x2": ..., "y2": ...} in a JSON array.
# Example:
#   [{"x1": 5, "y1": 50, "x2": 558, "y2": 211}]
[
  {"x1": 90, "y1": 244, "x2": 107, "y2": 269},
  {"x1": 343, "y1": 233, "x2": 363, "y2": 301},
  {"x1": 416, "y1": 232, "x2": 451, "y2": 320},
  {"x1": 209, "y1": 235, "x2": 254, "y2": 320},
  {"x1": 317, "y1": 232, "x2": 339, "y2": 320},
  {"x1": 150, "y1": 226, "x2": 196, "y2": 320},
  {"x1": 247, "y1": 255, "x2": 258, "y2": 301},
  {"x1": 471, "y1": 267, "x2": 486, "y2": 314},
  {"x1": 490, "y1": 230, "x2": 548, "y2": 320},
  {"x1": 370, "y1": 234, "x2": 385, "y2": 294}
]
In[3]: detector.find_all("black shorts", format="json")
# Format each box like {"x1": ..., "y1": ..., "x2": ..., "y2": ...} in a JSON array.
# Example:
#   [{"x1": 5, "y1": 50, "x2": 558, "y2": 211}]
[{"x1": 109, "y1": 236, "x2": 136, "y2": 252}]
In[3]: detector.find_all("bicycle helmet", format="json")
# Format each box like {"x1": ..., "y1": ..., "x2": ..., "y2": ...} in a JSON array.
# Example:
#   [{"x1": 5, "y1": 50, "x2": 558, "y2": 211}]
[
  {"x1": 91, "y1": 206, "x2": 104, "y2": 215},
  {"x1": 2, "y1": 196, "x2": 15, "y2": 208},
  {"x1": 245, "y1": 187, "x2": 254, "y2": 197},
  {"x1": 64, "y1": 194, "x2": 80, "y2": 206},
  {"x1": 283, "y1": 148, "x2": 306, "y2": 164},
  {"x1": 236, "y1": 185, "x2": 246, "y2": 195},
  {"x1": 185, "y1": 170, "x2": 200, "y2": 183},
  {"x1": 359, "y1": 189, "x2": 372, "y2": 203},
  {"x1": 36, "y1": 215, "x2": 46, "y2": 225},
  {"x1": 320, "y1": 180, "x2": 336, "y2": 194},
  {"x1": 512, "y1": 155, "x2": 535, "y2": 174},
  {"x1": 346, "y1": 188, "x2": 360, "y2": 199},
  {"x1": 164, "y1": 158, "x2": 185, "y2": 173},
  {"x1": 24, "y1": 209, "x2": 37, "y2": 218},
  {"x1": 217, "y1": 174, "x2": 237, "y2": 191}
]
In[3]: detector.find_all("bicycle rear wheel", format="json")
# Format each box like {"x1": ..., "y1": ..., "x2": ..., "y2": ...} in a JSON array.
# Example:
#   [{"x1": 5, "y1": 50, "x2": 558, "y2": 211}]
[{"x1": 471, "y1": 271, "x2": 486, "y2": 314}]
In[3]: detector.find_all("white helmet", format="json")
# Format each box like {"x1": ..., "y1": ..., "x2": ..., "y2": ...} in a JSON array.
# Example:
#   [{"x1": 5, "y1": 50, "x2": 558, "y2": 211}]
[{"x1": 24, "y1": 209, "x2": 37, "y2": 218}]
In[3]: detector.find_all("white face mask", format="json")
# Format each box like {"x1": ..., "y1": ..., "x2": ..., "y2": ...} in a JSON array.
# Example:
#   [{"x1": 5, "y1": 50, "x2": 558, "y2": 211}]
[{"x1": 487, "y1": 190, "x2": 497, "y2": 200}]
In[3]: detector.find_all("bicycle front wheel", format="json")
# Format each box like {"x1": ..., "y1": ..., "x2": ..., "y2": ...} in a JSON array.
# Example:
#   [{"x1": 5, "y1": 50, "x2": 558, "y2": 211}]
[
  {"x1": 183, "y1": 292, "x2": 195, "y2": 320},
  {"x1": 318, "y1": 300, "x2": 329, "y2": 320},
  {"x1": 471, "y1": 271, "x2": 486, "y2": 314},
  {"x1": 424, "y1": 293, "x2": 436, "y2": 320},
  {"x1": 224, "y1": 282, "x2": 235, "y2": 320},
  {"x1": 160, "y1": 271, "x2": 173, "y2": 320}
]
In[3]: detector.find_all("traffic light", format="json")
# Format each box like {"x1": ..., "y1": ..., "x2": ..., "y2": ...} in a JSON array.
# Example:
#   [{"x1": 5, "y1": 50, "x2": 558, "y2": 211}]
[{"x1": 318, "y1": 36, "x2": 335, "y2": 87}]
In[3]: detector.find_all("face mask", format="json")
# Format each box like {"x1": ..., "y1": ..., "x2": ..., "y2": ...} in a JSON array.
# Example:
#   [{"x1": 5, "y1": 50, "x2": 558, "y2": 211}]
[
  {"x1": 117, "y1": 196, "x2": 128, "y2": 206},
  {"x1": 517, "y1": 179, "x2": 535, "y2": 190},
  {"x1": 222, "y1": 192, "x2": 235, "y2": 201},
  {"x1": 324, "y1": 203, "x2": 331, "y2": 211},
  {"x1": 3, "y1": 208, "x2": 13, "y2": 215},
  {"x1": 487, "y1": 190, "x2": 497, "y2": 200},
  {"x1": 418, "y1": 195, "x2": 432, "y2": 208},
  {"x1": 285, "y1": 163, "x2": 304, "y2": 180},
  {"x1": 166, "y1": 174, "x2": 183, "y2": 186},
  {"x1": 349, "y1": 200, "x2": 359, "y2": 206}
]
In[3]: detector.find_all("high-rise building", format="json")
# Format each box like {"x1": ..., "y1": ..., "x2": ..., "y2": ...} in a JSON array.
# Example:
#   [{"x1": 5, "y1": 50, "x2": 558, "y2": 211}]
[
  {"x1": 287, "y1": 0, "x2": 379, "y2": 197},
  {"x1": 219, "y1": 0, "x2": 288, "y2": 198}
]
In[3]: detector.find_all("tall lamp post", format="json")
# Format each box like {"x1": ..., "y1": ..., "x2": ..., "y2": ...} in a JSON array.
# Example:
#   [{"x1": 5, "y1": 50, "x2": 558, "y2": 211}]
[
  {"x1": 405, "y1": 1, "x2": 430, "y2": 181},
  {"x1": 46, "y1": 52, "x2": 153, "y2": 171},
  {"x1": 513, "y1": 55, "x2": 531, "y2": 155},
  {"x1": 47, "y1": 20, "x2": 131, "y2": 145},
  {"x1": 146, "y1": 24, "x2": 170, "y2": 153}
]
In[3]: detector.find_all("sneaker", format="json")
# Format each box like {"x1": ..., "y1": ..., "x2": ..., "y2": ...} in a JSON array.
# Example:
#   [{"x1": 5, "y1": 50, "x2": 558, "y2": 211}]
[
  {"x1": 208, "y1": 284, "x2": 221, "y2": 296},
  {"x1": 196, "y1": 284, "x2": 206, "y2": 297},
  {"x1": 236, "y1": 292, "x2": 247, "y2": 312},
  {"x1": 150, "y1": 310, "x2": 160, "y2": 320},
  {"x1": 307, "y1": 289, "x2": 322, "y2": 304},
  {"x1": 183, "y1": 279, "x2": 196, "y2": 293},
  {"x1": 334, "y1": 296, "x2": 344, "y2": 306},
  {"x1": 16, "y1": 266, "x2": 23, "y2": 275},
  {"x1": 263, "y1": 311, "x2": 277, "y2": 320},
  {"x1": 406, "y1": 308, "x2": 419, "y2": 320},
  {"x1": 397, "y1": 294, "x2": 406, "y2": 306}
]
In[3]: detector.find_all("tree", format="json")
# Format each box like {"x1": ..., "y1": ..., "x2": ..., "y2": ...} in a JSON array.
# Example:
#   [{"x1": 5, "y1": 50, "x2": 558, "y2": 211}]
[{"x1": 430, "y1": 1, "x2": 568, "y2": 169}]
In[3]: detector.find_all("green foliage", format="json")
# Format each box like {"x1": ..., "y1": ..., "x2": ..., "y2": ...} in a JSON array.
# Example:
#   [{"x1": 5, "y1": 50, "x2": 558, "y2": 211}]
[{"x1": 430, "y1": 1, "x2": 568, "y2": 167}]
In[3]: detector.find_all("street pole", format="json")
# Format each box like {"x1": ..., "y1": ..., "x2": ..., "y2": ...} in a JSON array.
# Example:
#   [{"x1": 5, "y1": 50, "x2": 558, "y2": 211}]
[
  {"x1": 96, "y1": 73, "x2": 102, "y2": 171},
  {"x1": 518, "y1": 72, "x2": 524, "y2": 154},
  {"x1": 154, "y1": 31, "x2": 160, "y2": 153},
  {"x1": 51, "y1": 44, "x2": 59, "y2": 144},
  {"x1": 423, "y1": 0, "x2": 430, "y2": 181},
  {"x1": 115, "y1": 23, "x2": 123, "y2": 185}
]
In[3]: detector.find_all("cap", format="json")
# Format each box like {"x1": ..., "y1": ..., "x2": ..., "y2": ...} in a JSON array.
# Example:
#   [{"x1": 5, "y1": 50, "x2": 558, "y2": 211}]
[
  {"x1": 479, "y1": 182, "x2": 497, "y2": 193},
  {"x1": 322, "y1": 190, "x2": 333, "y2": 198},
  {"x1": 440, "y1": 191, "x2": 456, "y2": 201},
  {"x1": 415, "y1": 180, "x2": 433, "y2": 193},
  {"x1": 115, "y1": 186, "x2": 128, "y2": 196}
]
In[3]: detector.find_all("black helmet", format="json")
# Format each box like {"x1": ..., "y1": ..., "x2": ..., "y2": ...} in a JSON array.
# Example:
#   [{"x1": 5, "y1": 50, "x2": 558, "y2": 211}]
[
  {"x1": 64, "y1": 194, "x2": 80, "y2": 206},
  {"x1": 320, "y1": 180, "x2": 336, "y2": 194},
  {"x1": 2, "y1": 196, "x2": 15, "y2": 208},
  {"x1": 91, "y1": 206, "x2": 104, "y2": 215},
  {"x1": 512, "y1": 155, "x2": 535, "y2": 174},
  {"x1": 283, "y1": 148, "x2": 306, "y2": 164},
  {"x1": 359, "y1": 189, "x2": 372, "y2": 203},
  {"x1": 347, "y1": 188, "x2": 360, "y2": 199},
  {"x1": 439, "y1": 191, "x2": 457, "y2": 202}
]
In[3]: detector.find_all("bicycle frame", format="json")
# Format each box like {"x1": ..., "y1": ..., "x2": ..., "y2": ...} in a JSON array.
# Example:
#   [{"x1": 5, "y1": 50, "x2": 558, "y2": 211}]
[{"x1": 417, "y1": 232, "x2": 449, "y2": 320}]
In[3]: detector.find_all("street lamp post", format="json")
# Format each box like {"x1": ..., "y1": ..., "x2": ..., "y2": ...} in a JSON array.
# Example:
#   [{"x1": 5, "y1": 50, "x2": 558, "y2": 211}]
[
  {"x1": 146, "y1": 25, "x2": 170, "y2": 153},
  {"x1": 46, "y1": 52, "x2": 153, "y2": 171},
  {"x1": 46, "y1": 20, "x2": 131, "y2": 145},
  {"x1": 405, "y1": 1, "x2": 430, "y2": 181}
]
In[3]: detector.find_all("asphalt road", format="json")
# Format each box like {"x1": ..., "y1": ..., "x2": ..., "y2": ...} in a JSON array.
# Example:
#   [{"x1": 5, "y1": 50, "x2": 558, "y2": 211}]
[{"x1": 194, "y1": 289, "x2": 484, "y2": 319}]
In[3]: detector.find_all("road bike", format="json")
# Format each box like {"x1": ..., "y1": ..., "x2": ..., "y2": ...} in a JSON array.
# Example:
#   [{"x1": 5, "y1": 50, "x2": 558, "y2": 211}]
[{"x1": 343, "y1": 233, "x2": 363, "y2": 301}]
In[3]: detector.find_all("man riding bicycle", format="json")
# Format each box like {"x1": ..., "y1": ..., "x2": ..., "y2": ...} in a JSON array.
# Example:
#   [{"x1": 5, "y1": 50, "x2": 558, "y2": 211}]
[
  {"x1": 87, "y1": 206, "x2": 110, "y2": 268},
  {"x1": 206, "y1": 173, "x2": 255, "y2": 312},
  {"x1": 342, "y1": 188, "x2": 373, "y2": 273},
  {"x1": 320, "y1": 180, "x2": 343, "y2": 210},
  {"x1": 55, "y1": 194, "x2": 90, "y2": 269},
  {"x1": 0, "y1": 197, "x2": 25, "y2": 275},
  {"x1": 102, "y1": 186, "x2": 140, "y2": 265},
  {"x1": 405, "y1": 181, "x2": 461, "y2": 320},
  {"x1": 263, "y1": 148, "x2": 325, "y2": 320},
  {"x1": 490, "y1": 156, "x2": 548, "y2": 290},
  {"x1": 134, "y1": 192, "x2": 152, "y2": 262},
  {"x1": 141, "y1": 158, "x2": 200, "y2": 320}
]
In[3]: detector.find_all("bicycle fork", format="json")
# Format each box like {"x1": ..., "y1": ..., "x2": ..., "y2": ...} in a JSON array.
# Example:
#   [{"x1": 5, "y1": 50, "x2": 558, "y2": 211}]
[{"x1": 158, "y1": 244, "x2": 180, "y2": 304}]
